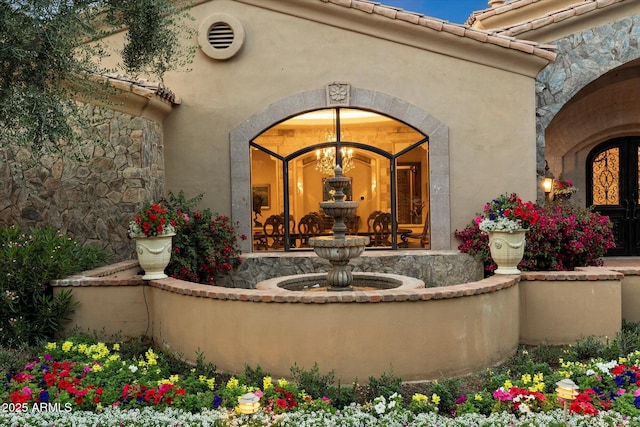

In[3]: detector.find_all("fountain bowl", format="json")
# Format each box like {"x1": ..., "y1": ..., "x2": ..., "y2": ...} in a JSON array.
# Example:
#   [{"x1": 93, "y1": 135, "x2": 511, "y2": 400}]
[{"x1": 256, "y1": 272, "x2": 425, "y2": 292}]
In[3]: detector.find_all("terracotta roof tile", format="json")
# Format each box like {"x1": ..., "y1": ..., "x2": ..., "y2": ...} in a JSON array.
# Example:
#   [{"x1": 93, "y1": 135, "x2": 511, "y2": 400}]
[
  {"x1": 97, "y1": 74, "x2": 181, "y2": 105},
  {"x1": 322, "y1": 0, "x2": 557, "y2": 61},
  {"x1": 476, "y1": 0, "x2": 626, "y2": 38}
]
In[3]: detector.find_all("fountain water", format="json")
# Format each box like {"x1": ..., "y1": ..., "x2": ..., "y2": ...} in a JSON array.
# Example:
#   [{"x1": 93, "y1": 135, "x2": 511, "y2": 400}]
[{"x1": 257, "y1": 165, "x2": 425, "y2": 292}]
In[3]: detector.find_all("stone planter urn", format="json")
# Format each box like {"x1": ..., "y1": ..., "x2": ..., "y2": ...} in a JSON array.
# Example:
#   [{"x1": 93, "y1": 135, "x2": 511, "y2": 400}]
[
  {"x1": 135, "y1": 233, "x2": 175, "y2": 280},
  {"x1": 488, "y1": 229, "x2": 526, "y2": 275}
]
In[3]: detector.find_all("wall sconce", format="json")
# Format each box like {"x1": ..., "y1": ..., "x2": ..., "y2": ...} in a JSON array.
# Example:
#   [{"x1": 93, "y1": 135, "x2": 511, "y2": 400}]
[
  {"x1": 556, "y1": 378, "x2": 579, "y2": 424},
  {"x1": 297, "y1": 182, "x2": 303, "y2": 194},
  {"x1": 543, "y1": 160, "x2": 555, "y2": 196},
  {"x1": 372, "y1": 178, "x2": 377, "y2": 194},
  {"x1": 237, "y1": 392, "x2": 260, "y2": 414}
]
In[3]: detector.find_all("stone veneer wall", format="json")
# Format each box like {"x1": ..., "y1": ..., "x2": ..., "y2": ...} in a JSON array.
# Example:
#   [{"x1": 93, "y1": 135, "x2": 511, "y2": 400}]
[
  {"x1": 535, "y1": 13, "x2": 640, "y2": 192},
  {"x1": 216, "y1": 250, "x2": 483, "y2": 288},
  {"x1": 0, "y1": 104, "x2": 165, "y2": 260}
]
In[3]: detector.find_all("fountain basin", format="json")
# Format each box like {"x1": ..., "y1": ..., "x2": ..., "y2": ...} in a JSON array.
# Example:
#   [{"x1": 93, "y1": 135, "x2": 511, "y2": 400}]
[
  {"x1": 309, "y1": 235, "x2": 369, "y2": 261},
  {"x1": 256, "y1": 272, "x2": 425, "y2": 292}
]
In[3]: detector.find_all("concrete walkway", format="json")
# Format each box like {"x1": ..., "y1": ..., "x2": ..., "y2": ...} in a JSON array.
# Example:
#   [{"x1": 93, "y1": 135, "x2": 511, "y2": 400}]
[{"x1": 603, "y1": 257, "x2": 640, "y2": 267}]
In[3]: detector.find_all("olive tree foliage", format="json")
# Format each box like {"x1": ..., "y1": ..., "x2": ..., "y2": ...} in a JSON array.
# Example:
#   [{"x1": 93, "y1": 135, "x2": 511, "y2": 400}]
[{"x1": 0, "y1": 0, "x2": 193, "y2": 157}]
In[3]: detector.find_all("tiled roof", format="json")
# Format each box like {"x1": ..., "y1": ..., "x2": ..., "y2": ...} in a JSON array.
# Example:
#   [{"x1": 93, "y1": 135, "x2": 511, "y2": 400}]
[
  {"x1": 320, "y1": 0, "x2": 557, "y2": 60},
  {"x1": 94, "y1": 74, "x2": 181, "y2": 105},
  {"x1": 466, "y1": 0, "x2": 625, "y2": 37}
]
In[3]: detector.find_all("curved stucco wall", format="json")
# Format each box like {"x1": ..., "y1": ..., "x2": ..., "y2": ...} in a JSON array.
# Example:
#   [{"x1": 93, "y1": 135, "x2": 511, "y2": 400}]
[
  {"x1": 147, "y1": 277, "x2": 520, "y2": 382},
  {"x1": 53, "y1": 261, "x2": 628, "y2": 383}
]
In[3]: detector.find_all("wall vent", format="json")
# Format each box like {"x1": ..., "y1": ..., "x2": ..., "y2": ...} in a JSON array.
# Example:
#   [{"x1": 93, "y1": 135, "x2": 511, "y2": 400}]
[
  {"x1": 199, "y1": 14, "x2": 245, "y2": 61},
  {"x1": 208, "y1": 23, "x2": 234, "y2": 50}
]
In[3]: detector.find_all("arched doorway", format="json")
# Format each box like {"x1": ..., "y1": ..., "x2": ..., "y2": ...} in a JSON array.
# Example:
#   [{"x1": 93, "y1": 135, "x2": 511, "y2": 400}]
[
  {"x1": 587, "y1": 137, "x2": 640, "y2": 256},
  {"x1": 250, "y1": 108, "x2": 429, "y2": 251}
]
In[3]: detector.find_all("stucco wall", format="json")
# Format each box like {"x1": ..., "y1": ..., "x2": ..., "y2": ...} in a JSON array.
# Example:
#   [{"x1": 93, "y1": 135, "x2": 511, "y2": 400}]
[
  {"x1": 54, "y1": 262, "x2": 634, "y2": 382},
  {"x1": 99, "y1": 0, "x2": 544, "y2": 250}
]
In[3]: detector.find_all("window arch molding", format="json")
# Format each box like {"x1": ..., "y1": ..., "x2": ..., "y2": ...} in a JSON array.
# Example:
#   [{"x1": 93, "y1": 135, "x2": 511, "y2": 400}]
[{"x1": 230, "y1": 86, "x2": 450, "y2": 252}]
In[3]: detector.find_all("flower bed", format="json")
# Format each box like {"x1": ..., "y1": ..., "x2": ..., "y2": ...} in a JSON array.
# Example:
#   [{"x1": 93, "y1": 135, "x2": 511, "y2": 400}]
[{"x1": 4, "y1": 338, "x2": 640, "y2": 426}]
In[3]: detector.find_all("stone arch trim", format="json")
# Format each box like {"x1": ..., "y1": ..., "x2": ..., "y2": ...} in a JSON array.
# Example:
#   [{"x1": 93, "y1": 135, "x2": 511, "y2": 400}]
[
  {"x1": 230, "y1": 86, "x2": 450, "y2": 252},
  {"x1": 536, "y1": 14, "x2": 640, "y2": 186}
]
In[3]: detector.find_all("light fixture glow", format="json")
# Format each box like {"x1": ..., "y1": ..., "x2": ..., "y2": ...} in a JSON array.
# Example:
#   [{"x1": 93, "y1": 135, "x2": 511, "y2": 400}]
[{"x1": 316, "y1": 147, "x2": 354, "y2": 175}]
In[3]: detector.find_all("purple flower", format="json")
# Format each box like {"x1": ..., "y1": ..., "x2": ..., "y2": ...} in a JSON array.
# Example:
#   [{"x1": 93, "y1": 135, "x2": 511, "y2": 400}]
[{"x1": 212, "y1": 395, "x2": 223, "y2": 408}]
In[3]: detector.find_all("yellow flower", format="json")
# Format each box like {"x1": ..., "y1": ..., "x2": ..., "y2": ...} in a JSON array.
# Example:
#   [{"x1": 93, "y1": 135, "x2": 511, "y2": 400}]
[
  {"x1": 533, "y1": 373, "x2": 544, "y2": 383},
  {"x1": 263, "y1": 376, "x2": 273, "y2": 390},
  {"x1": 46, "y1": 342, "x2": 57, "y2": 350},
  {"x1": 78, "y1": 344, "x2": 88, "y2": 354},
  {"x1": 145, "y1": 349, "x2": 158, "y2": 365},
  {"x1": 503, "y1": 380, "x2": 513, "y2": 390},
  {"x1": 521, "y1": 374, "x2": 531, "y2": 385},
  {"x1": 620, "y1": 357, "x2": 628, "y2": 364},
  {"x1": 431, "y1": 394, "x2": 441, "y2": 406},
  {"x1": 412, "y1": 393, "x2": 428, "y2": 402},
  {"x1": 227, "y1": 377, "x2": 239, "y2": 388},
  {"x1": 113, "y1": 343, "x2": 120, "y2": 351},
  {"x1": 92, "y1": 364, "x2": 102, "y2": 372},
  {"x1": 199, "y1": 375, "x2": 208, "y2": 383},
  {"x1": 277, "y1": 378, "x2": 289, "y2": 388},
  {"x1": 529, "y1": 382, "x2": 545, "y2": 392},
  {"x1": 61, "y1": 341, "x2": 73, "y2": 352},
  {"x1": 474, "y1": 393, "x2": 483, "y2": 401},
  {"x1": 207, "y1": 378, "x2": 215, "y2": 390}
]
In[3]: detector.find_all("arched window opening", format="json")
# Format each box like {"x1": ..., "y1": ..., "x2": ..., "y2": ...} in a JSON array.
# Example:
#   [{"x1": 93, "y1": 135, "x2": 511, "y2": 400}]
[{"x1": 250, "y1": 108, "x2": 429, "y2": 251}]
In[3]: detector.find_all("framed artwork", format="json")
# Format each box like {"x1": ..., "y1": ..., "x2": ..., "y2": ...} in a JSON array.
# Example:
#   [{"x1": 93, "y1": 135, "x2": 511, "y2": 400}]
[
  {"x1": 252, "y1": 184, "x2": 271, "y2": 210},
  {"x1": 323, "y1": 177, "x2": 352, "y2": 201}
]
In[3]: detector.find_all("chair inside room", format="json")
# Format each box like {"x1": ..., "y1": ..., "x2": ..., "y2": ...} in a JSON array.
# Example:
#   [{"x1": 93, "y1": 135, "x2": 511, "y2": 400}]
[
  {"x1": 316, "y1": 211, "x2": 335, "y2": 233},
  {"x1": 366, "y1": 210, "x2": 384, "y2": 234},
  {"x1": 263, "y1": 214, "x2": 285, "y2": 249},
  {"x1": 298, "y1": 213, "x2": 322, "y2": 247},
  {"x1": 345, "y1": 215, "x2": 359, "y2": 235},
  {"x1": 371, "y1": 212, "x2": 392, "y2": 247},
  {"x1": 405, "y1": 211, "x2": 430, "y2": 248}
]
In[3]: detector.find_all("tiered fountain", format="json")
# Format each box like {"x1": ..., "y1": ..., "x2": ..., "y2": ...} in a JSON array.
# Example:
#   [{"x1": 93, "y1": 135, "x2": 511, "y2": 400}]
[{"x1": 257, "y1": 165, "x2": 424, "y2": 292}]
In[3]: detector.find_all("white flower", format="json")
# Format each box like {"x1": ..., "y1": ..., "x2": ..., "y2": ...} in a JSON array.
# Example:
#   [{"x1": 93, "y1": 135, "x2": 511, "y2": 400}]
[
  {"x1": 128, "y1": 365, "x2": 138, "y2": 373},
  {"x1": 479, "y1": 217, "x2": 522, "y2": 232}
]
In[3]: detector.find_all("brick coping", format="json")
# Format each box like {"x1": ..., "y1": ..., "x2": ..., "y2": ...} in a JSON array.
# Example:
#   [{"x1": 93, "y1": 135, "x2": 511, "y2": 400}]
[
  {"x1": 53, "y1": 261, "x2": 634, "y2": 304},
  {"x1": 51, "y1": 260, "x2": 519, "y2": 303}
]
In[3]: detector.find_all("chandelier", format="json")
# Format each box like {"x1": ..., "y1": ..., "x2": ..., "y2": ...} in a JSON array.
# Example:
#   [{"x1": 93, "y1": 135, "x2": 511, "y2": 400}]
[{"x1": 315, "y1": 147, "x2": 355, "y2": 175}]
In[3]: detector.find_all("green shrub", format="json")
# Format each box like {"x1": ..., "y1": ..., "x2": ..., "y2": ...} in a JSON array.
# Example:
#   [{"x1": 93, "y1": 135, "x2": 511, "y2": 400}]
[
  {"x1": 289, "y1": 362, "x2": 355, "y2": 409},
  {"x1": 429, "y1": 376, "x2": 460, "y2": 414},
  {"x1": 163, "y1": 191, "x2": 245, "y2": 285},
  {"x1": 290, "y1": 363, "x2": 335, "y2": 399},
  {"x1": 0, "y1": 225, "x2": 110, "y2": 347},
  {"x1": 366, "y1": 367, "x2": 403, "y2": 401}
]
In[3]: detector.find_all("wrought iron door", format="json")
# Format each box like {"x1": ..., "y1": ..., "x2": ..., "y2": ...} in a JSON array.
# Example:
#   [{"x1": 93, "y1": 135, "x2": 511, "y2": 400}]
[{"x1": 588, "y1": 137, "x2": 640, "y2": 256}]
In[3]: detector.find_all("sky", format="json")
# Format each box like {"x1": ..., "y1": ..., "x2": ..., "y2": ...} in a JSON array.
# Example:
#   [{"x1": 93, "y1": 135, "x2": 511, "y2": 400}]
[{"x1": 379, "y1": 1, "x2": 491, "y2": 24}]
